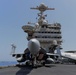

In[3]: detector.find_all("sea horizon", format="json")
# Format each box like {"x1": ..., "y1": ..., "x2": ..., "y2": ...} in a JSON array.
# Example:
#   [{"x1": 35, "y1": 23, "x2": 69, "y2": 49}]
[{"x1": 0, "y1": 61, "x2": 17, "y2": 67}]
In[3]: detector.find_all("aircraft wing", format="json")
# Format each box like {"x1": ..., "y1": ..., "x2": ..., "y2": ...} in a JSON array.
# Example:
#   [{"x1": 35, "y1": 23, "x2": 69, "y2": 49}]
[
  {"x1": 46, "y1": 53, "x2": 59, "y2": 56},
  {"x1": 61, "y1": 53, "x2": 76, "y2": 60},
  {"x1": 12, "y1": 53, "x2": 25, "y2": 57}
]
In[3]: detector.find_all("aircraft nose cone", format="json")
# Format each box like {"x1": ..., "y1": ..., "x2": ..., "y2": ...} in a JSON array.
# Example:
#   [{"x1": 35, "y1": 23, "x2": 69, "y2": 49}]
[{"x1": 28, "y1": 39, "x2": 40, "y2": 55}]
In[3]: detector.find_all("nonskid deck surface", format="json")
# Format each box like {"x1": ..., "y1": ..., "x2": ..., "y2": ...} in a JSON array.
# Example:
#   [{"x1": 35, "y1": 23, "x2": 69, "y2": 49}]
[{"x1": 0, "y1": 64, "x2": 76, "y2": 75}]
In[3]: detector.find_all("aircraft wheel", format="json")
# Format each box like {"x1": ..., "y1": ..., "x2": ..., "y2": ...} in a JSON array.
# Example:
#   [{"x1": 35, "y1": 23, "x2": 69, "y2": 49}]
[
  {"x1": 32, "y1": 63, "x2": 37, "y2": 68},
  {"x1": 42, "y1": 62, "x2": 45, "y2": 66},
  {"x1": 26, "y1": 62, "x2": 29, "y2": 66},
  {"x1": 75, "y1": 62, "x2": 76, "y2": 64}
]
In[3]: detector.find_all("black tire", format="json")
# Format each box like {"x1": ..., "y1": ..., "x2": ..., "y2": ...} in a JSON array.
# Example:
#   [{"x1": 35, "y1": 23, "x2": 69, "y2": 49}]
[
  {"x1": 26, "y1": 62, "x2": 29, "y2": 66},
  {"x1": 42, "y1": 62, "x2": 45, "y2": 66},
  {"x1": 75, "y1": 62, "x2": 76, "y2": 64}
]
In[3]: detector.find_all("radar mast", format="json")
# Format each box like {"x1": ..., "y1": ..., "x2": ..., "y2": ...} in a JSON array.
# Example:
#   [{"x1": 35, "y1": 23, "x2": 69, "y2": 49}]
[{"x1": 30, "y1": 3, "x2": 55, "y2": 25}]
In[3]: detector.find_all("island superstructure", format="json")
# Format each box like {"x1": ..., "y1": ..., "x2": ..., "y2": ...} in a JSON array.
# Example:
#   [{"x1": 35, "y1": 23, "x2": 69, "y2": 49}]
[{"x1": 22, "y1": 3, "x2": 62, "y2": 53}]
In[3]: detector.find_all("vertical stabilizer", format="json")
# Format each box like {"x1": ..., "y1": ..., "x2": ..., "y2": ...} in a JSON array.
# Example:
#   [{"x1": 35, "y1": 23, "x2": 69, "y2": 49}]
[
  {"x1": 56, "y1": 45, "x2": 62, "y2": 63},
  {"x1": 56, "y1": 46, "x2": 61, "y2": 56}
]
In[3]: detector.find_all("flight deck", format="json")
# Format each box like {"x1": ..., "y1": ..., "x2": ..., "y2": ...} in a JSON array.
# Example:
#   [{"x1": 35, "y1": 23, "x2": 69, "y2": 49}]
[{"x1": 0, "y1": 64, "x2": 76, "y2": 75}]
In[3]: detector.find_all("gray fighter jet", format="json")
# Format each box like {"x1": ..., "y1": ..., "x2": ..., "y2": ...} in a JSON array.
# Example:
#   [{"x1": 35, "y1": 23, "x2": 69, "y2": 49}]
[{"x1": 11, "y1": 39, "x2": 58, "y2": 67}]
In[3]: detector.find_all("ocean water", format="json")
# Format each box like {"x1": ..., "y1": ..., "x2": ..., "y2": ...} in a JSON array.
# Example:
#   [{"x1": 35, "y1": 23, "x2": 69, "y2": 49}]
[{"x1": 0, "y1": 61, "x2": 17, "y2": 67}]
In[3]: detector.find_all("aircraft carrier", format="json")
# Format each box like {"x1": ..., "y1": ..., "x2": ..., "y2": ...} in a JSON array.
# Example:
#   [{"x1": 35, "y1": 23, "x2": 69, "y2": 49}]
[{"x1": 0, "y1": 3, "x2": 76, "y2": 75}]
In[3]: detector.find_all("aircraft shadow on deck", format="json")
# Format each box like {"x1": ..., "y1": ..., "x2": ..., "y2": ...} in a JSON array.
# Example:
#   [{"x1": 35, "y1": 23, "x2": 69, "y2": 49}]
[
  {"x1": 16, "y1": 64, "x2": 56, "y2": 75},
  {"x1": 16, "y1": 65, "x2": 33, "y2": 75}
]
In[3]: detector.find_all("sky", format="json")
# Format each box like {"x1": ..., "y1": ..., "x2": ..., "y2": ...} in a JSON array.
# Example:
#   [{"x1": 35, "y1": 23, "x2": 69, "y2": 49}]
[{"x1": 0, "y1": 0, "x2": 76, "y2": 61}]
